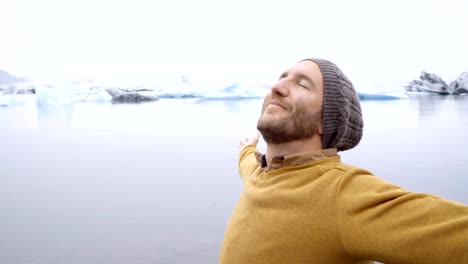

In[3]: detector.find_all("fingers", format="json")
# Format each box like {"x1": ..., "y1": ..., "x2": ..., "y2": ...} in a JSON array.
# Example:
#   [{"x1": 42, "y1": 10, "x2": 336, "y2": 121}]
[
  {"x1": 238, "y1": 131, "x2": 261, "y2": 152},
  {"x1": 238, "y1": 138, "x2": 249, "y2": 151},
  {"x1": 247, "y1": 135, "x2": 259, "y2": 146},
  {"x1": 252, "y1": 131, "x2": 260, "y2": 143},
  {"x1": 247, "y1": 131, "x2": 260, "y2": 146}
]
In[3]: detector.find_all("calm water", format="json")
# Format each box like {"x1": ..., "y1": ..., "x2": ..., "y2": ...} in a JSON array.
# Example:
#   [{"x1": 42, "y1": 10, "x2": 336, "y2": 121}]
[{"x1": 1, "y1": 94, "x2": 467, "y2": 264}]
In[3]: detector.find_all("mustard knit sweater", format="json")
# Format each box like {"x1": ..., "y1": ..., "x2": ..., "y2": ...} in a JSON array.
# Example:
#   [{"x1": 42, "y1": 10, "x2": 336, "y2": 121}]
[{"x1": 220, "y1": 146, "x2": 468, "y2": 264}]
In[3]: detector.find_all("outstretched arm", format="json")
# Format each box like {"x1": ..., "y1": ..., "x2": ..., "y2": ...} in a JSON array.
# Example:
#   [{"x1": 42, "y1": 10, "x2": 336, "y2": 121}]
[
  {"x1": 237, "y1": 131, "x2": 261, "y2": 183},
  {"x1": 337, "y1": 168, "x2": 468, "y2": 263},
  {"x1": 238, "y1": 131, "x2": 260, "y2": 154}
]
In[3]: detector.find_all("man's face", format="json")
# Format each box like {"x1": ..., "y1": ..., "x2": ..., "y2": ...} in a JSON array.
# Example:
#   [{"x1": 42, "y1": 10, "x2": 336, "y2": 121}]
[{"x1": 257, "y1": 60, "x2": 324, "y2": 144}]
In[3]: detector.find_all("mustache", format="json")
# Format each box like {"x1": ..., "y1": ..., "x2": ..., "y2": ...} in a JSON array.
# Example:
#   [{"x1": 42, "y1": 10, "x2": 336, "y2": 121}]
[{"x1": 263, "y1": 98, "x2": 290, "y2": 110}]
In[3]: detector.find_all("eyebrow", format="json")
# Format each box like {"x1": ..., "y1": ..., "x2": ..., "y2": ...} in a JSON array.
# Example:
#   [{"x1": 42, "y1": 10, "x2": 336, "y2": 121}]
[{"x1": 279, "y1": 71, "x2": 316, "y2": 88}]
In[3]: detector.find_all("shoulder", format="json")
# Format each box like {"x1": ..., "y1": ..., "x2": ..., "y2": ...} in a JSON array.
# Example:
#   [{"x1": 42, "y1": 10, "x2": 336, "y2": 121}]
[
  {"x1": 316, "y1": 159, "x2": 388, "y2": 193},
  {"x1": 318, "y1": 158, "x2": 374, "y2": 178}
]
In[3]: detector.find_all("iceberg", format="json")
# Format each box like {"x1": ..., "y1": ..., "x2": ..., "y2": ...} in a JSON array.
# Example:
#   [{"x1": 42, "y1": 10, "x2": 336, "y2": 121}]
[
  {"x1": 35, "y1": 80, "x2": 112, "y2": 105},
  {"x1": 77, "y1": 87, "x2": 112, "y2": 102},
  {"x1": 0, "y1": 82, "x2": 35, "y2": 94},
  {"x1": 357, "y1": 93, "x2": 403, "y2": 101},
  {"x1": 405, "y1": 71, "x2": 468, "y2": 95},
  {"x1": 35, "y1": 82, "x2": 74, "y2": 105},
  {"x1": 25, "y1": 72, "x2": 428, "y2": 105},
  {"x1": 0, "y1": 91, "x2": 8, "y2": 107},
  {"x1": 105, "y1": 87, "x2": 158, "y2": 103},
  {"x1": 450, "y1": 72, "x2": 468, "y2": 94}
]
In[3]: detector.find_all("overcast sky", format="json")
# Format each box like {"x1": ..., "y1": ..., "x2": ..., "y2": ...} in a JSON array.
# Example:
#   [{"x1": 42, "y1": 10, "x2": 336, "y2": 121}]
[{"x1": 1, "y1": 0, "x2": 467, "y2": 89}]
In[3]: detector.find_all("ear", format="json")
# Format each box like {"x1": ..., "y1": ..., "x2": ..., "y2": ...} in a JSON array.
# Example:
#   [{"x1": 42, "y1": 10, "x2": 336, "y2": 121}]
[{"x1": 317, "y1": 120, "x2": 323, "y2": 135}]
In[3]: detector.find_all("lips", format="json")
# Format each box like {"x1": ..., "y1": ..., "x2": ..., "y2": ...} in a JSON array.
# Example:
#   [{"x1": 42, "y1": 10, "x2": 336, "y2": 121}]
[{"x1": 268, "y1": 100, "x2": 287, "y2": 110}]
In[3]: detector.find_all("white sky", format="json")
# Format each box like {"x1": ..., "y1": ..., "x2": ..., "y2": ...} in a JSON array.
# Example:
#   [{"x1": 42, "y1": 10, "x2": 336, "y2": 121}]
[{"x1": 0, "y1": 0, "x2": 467, "y2": 89}]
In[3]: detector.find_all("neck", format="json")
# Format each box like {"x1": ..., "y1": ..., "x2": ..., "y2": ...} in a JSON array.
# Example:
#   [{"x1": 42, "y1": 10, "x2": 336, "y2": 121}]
[{"x1": 265, "y1": 135, "x2": 323, "y2": 165}]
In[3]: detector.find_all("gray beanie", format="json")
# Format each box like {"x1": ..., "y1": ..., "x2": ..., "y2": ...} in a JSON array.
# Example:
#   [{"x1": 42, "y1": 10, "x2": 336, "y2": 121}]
[{"x1": 303, "y1": 58, "x2": 363, "y2": 152}]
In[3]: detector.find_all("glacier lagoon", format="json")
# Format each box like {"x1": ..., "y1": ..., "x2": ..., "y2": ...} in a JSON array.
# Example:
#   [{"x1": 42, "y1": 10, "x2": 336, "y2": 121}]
[{"x1": 1, "y1": 93, "x2": 468, "y2": 264}]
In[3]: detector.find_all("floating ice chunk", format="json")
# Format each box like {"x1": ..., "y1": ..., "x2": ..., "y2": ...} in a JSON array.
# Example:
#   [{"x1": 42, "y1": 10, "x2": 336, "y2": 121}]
[
  {"x1": 0, "y1": 91, "x2": 8, "y2": 106},
  {"x1": 405, "y1": 71, "x2": 468, "y2": 95},
  {"x1": 358, "y1": 92, "x2": 404, "y2": 101},
  {"x1": 74, "y1": 87, "x2": 112, "y2": 102},
  {"x1": 449, "y1": 72, "x2": 468, "y2": 94},
  {"x1": 105, "y1": 87, "x2": 159, "y2": 103},
  {"x1": 35, "y1": 80, "x2": 114, "y2": 105},
  {"x1": 35, "y1": 81, "x2": 74, "y2": 105}
]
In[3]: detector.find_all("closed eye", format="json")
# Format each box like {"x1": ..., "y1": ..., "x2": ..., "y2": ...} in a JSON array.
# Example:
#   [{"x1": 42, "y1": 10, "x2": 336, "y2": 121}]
[{"x1": 297, "y1": 81, "x2": 310, "y2": 89}]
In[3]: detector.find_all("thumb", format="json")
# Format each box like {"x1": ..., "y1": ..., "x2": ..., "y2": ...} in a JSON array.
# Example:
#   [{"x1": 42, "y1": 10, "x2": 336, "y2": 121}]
[{"x1": 248, "y1": 131, "x2": 260, "y2": 146}]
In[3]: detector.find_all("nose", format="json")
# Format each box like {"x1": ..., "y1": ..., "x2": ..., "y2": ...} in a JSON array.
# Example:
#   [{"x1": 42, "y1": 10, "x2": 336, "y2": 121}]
[{"x1": 270, "y1": 78, "x2": 289, "y2": 97}]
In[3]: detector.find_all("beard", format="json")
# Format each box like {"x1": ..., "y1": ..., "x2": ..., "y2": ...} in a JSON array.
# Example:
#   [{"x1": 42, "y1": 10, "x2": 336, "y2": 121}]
[{"x1": 257, "y1": 101, "x2": 322, "y2": 144}]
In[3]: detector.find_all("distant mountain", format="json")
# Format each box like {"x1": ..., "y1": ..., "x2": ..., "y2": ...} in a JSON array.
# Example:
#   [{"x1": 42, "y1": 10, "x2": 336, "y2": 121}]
[{"x1": 0, "y1": 69, "x2": 27, "y2": 85}]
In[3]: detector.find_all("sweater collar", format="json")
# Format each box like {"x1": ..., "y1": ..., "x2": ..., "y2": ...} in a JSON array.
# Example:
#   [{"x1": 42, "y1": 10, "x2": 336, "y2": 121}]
[{"x1": 254, "y1": 148, "x2": 338, "y2": 171}]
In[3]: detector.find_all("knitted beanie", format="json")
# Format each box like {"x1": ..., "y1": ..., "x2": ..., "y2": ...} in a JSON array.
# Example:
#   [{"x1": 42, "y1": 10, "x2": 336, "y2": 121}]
[{"x1": 303, "y1": 58, "x2": 363, "y2": 151}]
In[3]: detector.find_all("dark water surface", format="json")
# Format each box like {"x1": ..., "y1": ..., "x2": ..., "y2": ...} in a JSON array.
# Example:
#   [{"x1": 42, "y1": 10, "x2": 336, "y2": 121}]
[{"x1": 1, "y1": 95, "x2": 467, "y2": 264}]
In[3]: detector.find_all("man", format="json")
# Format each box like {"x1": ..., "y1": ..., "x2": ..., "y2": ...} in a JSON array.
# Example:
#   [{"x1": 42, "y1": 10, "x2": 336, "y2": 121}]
[{"x1": 219, "y1": 59, "x2": 468, "y2": 264}]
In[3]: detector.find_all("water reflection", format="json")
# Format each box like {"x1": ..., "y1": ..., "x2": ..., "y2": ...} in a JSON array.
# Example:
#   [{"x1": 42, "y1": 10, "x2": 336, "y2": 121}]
[
  {"x1": 36, "y1": 103, "x2": 75, "y2": 127},
  {"x1": 453, "y1": 95, "x2": 468, "y2": 126},
  {"x1": 407, "y1": 94, "x2": 448, "y2": 121},
  {"x1": 407, "y1": 94, "x2": 468, "y2": 126}
]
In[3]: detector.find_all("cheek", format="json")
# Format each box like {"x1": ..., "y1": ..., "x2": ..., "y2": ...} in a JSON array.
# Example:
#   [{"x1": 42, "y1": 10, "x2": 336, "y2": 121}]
[
  {"x1": 261, "y1": 93, "x2": 272, "y2": 110},
  {"x1": 264, "y1": 91, "x2": 272, "y2": 100},
  {"x1": 300, "y1": 96, "x2": 323, "y2": 110}
]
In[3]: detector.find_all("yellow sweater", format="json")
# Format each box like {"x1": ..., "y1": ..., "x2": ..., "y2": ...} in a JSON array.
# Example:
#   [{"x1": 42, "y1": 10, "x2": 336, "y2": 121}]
[{"x1": 220, "y1": 146, "x2": 468, "y2": 264}]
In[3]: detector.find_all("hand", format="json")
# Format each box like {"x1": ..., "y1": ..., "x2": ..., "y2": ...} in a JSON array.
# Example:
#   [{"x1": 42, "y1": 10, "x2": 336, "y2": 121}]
[{"x1": 238, "y1": 131, "x2": 260, "y2": 153}]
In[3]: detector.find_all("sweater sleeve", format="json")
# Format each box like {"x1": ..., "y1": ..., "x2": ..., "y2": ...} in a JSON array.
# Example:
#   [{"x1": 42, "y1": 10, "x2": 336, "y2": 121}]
[
  {"x1": 238, "y1": 145, "x2": 260, "y2": 183},
  {"x1": 336, "y1": 167, "x2": 468, "y2": 264}
]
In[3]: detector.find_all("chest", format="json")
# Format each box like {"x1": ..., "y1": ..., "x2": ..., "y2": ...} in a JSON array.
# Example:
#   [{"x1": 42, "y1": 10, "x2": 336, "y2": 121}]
[{"x1": 222, "y1": 176, "x2": 346, "y2": 263}]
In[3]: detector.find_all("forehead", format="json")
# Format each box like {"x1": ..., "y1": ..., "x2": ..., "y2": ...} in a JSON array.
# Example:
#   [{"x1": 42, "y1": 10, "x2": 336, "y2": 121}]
[{"x1": 286, "y1": 60, "x2": 323, "y2": 88}]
